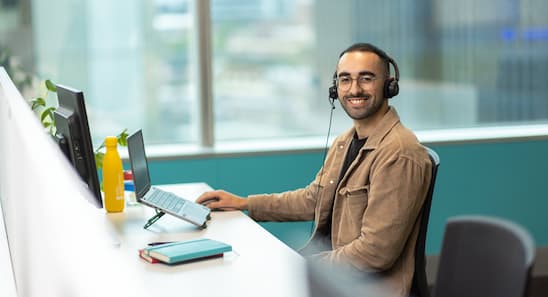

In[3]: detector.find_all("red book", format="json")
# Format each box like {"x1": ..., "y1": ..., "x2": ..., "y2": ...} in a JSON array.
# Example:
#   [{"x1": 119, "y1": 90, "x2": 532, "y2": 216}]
[{"x1": 138, "y1": 249, "x2": 159, "y2": 264}]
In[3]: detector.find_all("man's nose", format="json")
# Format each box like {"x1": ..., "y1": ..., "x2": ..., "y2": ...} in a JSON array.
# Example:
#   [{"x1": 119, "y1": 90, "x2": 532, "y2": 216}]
[{"x1": 349, "y1": 78, "x2": 363, "y2": 94}]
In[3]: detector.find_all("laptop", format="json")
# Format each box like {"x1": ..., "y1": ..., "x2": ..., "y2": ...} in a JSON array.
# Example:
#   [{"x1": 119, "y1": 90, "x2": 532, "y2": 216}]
[{"x1": 127, "y1": 129, "x2": 211, "y2": 228}]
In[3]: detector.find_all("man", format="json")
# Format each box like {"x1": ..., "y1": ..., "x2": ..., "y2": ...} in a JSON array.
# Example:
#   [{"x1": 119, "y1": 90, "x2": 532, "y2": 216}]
[{"x1": 197, "y1": 43, "x2": 432, "y2": 297}]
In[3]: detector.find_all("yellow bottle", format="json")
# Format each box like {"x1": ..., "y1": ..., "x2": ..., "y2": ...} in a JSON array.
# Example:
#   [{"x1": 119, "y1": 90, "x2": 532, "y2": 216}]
[{"x1": 103, "y1": 136, "x2": 125, "y2": 212}]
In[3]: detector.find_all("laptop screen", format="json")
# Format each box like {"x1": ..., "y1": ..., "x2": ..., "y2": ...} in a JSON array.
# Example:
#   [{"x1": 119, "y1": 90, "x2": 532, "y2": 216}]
[{"x1": 127, "y1": 130, "x2": 152, "y2": 198}]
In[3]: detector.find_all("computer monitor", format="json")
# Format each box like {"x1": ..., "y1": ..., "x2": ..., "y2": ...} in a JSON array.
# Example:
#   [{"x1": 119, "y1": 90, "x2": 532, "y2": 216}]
[{"x1": 54, "y1": 84, "x2": 102, "y2": 208}]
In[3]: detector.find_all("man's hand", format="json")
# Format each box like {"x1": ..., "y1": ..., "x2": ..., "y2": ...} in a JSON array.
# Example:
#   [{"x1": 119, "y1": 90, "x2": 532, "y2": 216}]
[{"x1": 196, "y1": 190, "x2": 248, "y2": 211}]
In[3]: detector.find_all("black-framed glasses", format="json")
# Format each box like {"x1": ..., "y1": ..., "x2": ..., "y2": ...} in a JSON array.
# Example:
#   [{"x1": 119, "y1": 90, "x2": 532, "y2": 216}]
[{"x1": 336, "y1": 74, "x2": 378, "y2": 91}]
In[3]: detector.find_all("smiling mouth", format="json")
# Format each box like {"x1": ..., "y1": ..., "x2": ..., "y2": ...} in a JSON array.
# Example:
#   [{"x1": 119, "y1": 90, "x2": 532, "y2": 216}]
[{"x1": 346, "y1": 96, "x2": 370, "y2": 106}]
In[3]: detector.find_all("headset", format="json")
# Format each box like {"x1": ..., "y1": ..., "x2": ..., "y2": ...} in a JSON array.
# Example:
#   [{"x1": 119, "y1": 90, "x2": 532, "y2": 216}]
[{"x1": 328, "y1": 48, "x2": 400, "y2": 107}]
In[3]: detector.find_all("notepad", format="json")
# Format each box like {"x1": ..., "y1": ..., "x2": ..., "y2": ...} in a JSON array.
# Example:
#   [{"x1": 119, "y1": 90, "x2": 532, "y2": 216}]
[
  {"x1": 143, "y1": 238, "x2": 232, "y2": 264},
  {"x1": 138, "y1": 249, "x2": 159, "y2": 264}
]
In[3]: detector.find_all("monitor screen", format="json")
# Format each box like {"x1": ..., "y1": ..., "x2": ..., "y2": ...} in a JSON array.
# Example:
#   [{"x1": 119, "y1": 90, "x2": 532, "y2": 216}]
[{"x1": 54, "y1": 85, "x2": 102, "y2": 208}]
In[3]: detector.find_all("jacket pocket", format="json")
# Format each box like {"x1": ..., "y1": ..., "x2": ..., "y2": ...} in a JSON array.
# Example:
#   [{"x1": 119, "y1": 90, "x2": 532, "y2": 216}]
[
  {"x1": 337, "y1": 185, "x2": 370, "y2": 241},
  {"x1": 339, "y1": 185, "x2": 370, "y2": 200}
]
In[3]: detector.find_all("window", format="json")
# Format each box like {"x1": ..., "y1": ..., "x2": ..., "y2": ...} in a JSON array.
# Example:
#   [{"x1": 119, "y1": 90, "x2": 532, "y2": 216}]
[
  {"x1": 351, "y1": 0, "x2": 548, "y2": 130},
  {"x1": 1, "y1": 0, "x2": 548, "y2": 151},
  {"x1": 211, "y1": 0, "x2": 329, "y2": 141},
  {"x1": 21, "y1": 0, "x2": 197, "y2": 146}
]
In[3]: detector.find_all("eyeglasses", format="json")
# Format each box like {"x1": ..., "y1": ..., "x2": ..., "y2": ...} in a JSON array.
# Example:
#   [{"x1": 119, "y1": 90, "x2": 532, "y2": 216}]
[{"x1": 336, "y1": 74, "x2": 378, "y2": 92}]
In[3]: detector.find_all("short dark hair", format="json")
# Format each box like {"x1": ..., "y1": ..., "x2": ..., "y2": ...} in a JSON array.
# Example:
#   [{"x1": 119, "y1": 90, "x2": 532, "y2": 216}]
[{"x1": 338, "y1": 42, "x2": 391, "y2": 76}]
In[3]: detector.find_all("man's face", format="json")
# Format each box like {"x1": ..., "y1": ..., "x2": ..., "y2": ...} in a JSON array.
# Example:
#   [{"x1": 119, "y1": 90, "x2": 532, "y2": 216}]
[{"x1": 336, "y1": 51, "x2": 387, "y2": 121}]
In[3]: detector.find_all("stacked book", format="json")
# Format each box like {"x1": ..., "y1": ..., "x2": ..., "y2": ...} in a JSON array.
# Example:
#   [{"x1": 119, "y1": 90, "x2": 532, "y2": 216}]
[{"x1": 138, "y1": 238, "x2": 232, "y2": 264}]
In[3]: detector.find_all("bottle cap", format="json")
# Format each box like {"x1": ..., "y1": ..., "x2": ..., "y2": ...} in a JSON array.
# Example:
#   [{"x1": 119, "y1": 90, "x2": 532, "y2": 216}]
[
  {"x1": 105, "y1": 136, "x2": 117, "y2": 147},
  {"x1": 123, "y1": 170, "x2": 133, "y2": 180}
]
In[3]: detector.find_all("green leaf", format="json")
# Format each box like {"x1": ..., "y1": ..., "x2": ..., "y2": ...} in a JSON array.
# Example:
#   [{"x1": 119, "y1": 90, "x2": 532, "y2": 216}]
[
  {"x1": 117, "y1": 128, "x2": 129, "y2": 146},
  {"x1": 31, "y1": 97, "x2": 46, "y2": 110},
  {"x1": 47, "y1": 107, "x2": 55, "y2": 120},
  {"x1": 95, "y1": 152, "x2": 105, "y2": 170},
  {"x1": 40, "y1": 107, "x2": 56, "y2": 123},
  {"x1": 45, "y1": 79, "x2": 57, "y2": 92}
]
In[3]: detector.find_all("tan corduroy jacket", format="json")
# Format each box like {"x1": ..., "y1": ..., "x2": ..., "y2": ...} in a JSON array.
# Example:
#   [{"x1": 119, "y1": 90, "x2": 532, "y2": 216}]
[{"x1": 247, "y1": 107, "x2": 432, "y2": 297}]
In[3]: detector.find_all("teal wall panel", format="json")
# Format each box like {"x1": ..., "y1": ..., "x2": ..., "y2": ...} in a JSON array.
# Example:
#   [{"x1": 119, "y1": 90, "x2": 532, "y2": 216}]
[
  {"x1": 145, "y1": 139, "x2": 548, "y2": 255},
  {"x1": 148, "y1": 153, "x2": 323, "y2": 195},
  {"x1": 426, "y1": 140, "x2": 548, "y2": 254}
]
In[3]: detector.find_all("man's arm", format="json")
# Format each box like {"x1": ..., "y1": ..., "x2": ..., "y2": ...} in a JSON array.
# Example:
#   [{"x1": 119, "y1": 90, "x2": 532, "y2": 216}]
[{"x1": 196, "y1": 173, "x2": 323, "y2": 221}]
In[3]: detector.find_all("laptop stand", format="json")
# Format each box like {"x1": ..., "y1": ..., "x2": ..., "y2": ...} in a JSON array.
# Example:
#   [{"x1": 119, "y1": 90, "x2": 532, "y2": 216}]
[{"x1": 144, "y1": 209, "x2": 165, "y2": 229}]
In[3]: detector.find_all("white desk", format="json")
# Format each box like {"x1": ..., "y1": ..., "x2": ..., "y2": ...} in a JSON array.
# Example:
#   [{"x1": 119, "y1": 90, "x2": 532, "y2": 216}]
[{"x1": 104, "y1": 183, "x2": 308, "y2": 297}]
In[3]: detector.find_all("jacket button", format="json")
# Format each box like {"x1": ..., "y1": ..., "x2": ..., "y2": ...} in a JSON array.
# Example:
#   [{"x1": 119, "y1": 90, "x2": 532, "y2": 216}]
[
  {"x1": 339, "y1": 145, "x2": 344, "y2": 149},
  {"x1": 329, "y1": 180, "x2": 334, "y2": 184}
]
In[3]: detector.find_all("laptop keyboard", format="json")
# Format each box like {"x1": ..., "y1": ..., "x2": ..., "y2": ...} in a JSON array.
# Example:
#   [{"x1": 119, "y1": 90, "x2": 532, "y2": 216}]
[
  {"x1": 147, "y1": 189, "x2": 187, "y2": 214},
  {"x1": 143, "y1": 187, "x2": 210, "y2": 226}
]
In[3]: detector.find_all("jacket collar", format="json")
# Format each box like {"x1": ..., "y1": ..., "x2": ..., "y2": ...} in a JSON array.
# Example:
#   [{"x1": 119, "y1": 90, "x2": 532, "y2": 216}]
[{"x1": 356, "y1": 106, "x2": 400, "y2": 150}]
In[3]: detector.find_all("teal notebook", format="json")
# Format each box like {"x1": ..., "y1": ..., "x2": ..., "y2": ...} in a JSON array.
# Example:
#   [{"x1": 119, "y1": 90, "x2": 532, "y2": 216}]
[{"x1": 145, "y1": 238, "x2": 232, "y2": 264}]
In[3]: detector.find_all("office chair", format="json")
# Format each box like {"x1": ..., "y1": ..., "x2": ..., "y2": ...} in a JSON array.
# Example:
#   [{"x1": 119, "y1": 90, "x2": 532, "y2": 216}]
[
  {"x1": 432, "y1": 215, "x2": 535, "y2": 297},
  {"x1": 409, "y1": 147, "x2": 440, "y2": 297}
]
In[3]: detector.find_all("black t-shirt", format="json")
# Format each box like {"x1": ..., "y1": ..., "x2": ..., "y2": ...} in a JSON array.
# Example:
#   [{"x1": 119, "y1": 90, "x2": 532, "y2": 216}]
[
  {"x1": 322, "y1": 132, "x2": 367, "y2": 242},
  {"x1": 338, "y1": 132, "x2": 367, "y2": 185}
]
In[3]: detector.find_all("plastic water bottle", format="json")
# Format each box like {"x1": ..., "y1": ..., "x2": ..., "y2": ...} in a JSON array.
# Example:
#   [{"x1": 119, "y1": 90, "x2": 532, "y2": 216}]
[
  {"x1": 103, "y1": 136, "x2": 124, "y2": 212},
  {"x1": 124, "y1": 170, "x2": 138, "y2": 206}
]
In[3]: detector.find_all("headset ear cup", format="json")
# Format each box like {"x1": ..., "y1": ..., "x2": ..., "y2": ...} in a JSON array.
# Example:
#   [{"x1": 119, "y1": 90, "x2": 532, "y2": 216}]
[
  {"x1": 327, "y1": 85, "x2": 337, "y2": 109},
  {"x1": 384, "y1": 77, "x2": 399, "y2": 98},
  {"x1": 389, "y1": 79, "x2": 399, "y2": 98},
  {"x1": 329, "y1": 85, "x2": 338, "y2": 100}
]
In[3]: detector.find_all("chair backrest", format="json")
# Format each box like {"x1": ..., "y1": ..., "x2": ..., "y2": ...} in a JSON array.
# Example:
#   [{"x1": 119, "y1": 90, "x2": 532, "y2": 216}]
[
  {"x1": 432, "y1": 216, "x2": 535, "y2": 297},
  {"x1": 410, "y1": 146, "x2": 440, "y2": 297}
]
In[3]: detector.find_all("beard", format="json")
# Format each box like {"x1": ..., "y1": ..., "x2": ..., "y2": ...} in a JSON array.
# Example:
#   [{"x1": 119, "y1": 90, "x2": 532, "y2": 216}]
[{"x1": 340, "y1": 91, "x2": 384, "y2": 120}]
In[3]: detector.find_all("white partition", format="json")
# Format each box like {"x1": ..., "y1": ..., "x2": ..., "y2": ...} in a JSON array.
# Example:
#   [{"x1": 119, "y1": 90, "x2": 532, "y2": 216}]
[
  {"x1": 0, "y1": 67, "x2": 145, "y2": 297},
  {"x1": 0, "y1": 201, "x2": 16, "y2": 297}
]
